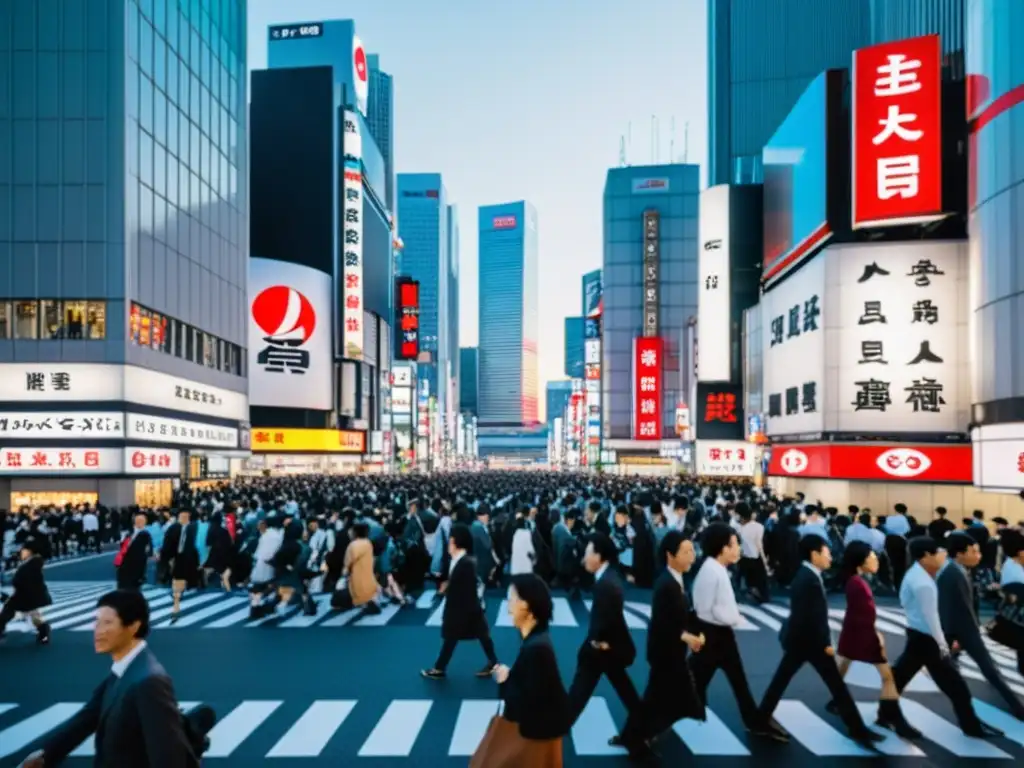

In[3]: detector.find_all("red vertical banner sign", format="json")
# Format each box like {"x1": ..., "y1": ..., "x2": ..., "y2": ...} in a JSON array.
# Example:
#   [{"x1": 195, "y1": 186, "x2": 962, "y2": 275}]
[
  {"x1": 852, "y1": 34, "x2": 943, "y2": 228},
  {"x1": 633, "y1": 336, "x2": 663, "y2": 440}
]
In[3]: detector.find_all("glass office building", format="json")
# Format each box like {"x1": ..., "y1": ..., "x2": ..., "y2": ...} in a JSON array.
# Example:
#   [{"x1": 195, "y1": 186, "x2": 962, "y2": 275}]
[
  {"x1": 602, "y1": 165, "x2": 699, "y2": 440},
  {"x1": 869, "y1": 0, "x2": 965, "y2": 76},
  {"x1": 478, "y1": 201, "x2": 539, "y2": 426},
  {"x1": 459, "y1": 346, "x2": 478, "y2": 417},
  {"x1": 707, "y1": 0, "x2": 869, "y2": 186},
  {"x1": 546, "y1": 380, "x2": 572, "y2": 427},
  {"x1": 564, "y1": 316, "x2": 584, "y2": 378},
  {"x1": 0, "y1": 0, "x2": 248, "y2": 384},
  {"x1": 366, "y1": 54, "x2": 395, "y2": 211},
  {"x1": 447, "y1": 204, "x2": 460, "y2": 416}
]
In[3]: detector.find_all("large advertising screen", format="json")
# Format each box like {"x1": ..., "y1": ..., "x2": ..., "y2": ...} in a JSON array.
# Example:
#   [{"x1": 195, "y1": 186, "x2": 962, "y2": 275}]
[
  {"x1": 642, "y1": 212, "x2": 660, "y2": 336},
  {"x1": 582, "y1": 269, "x2": 602, "y2": 317},
  {"x1": 249, "y1": 258, "x2": 333, "y2": 410},
  {"x1": 342, "y1": 111, "x2": 364, "y2": 361},
  {"x1": 396, "y1": 278, "x2": 420, "y2": 360},
  {"x1": 633, "y1": 336, "x2": 663, "y2": 440},
  {"x1": 697, "y1": 185, "x2": 732, "y2": 382}
]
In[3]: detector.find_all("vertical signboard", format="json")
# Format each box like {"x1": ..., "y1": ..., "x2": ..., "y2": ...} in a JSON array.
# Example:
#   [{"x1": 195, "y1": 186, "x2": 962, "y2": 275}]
[
  {"x1": 852, "y1": 34, "x2": 943, "y2": 228},
  {"x1": 584, "y1": 315, "x2": 602, "y2": 464},
  {"x1": 697, "y1": 185, "x2": 732, "y2": 381},
  {"x1": 342, "y1": 111, "x2": 364, "y2": 361},
  {"x1": 633, "y1": 336, "x2": 663, "y2": 440},
  {"x1": 352, "y1": 35, "x2": 369, "y2": 116},
  {"x1": 642, "y1": 211, "x2": 660, "y2": 337},
  {"x1": 583, "y1": 270, "x2": 602, "y2": 318},
  {"x1": 396, "y1": 278, "x2": 420, "y2": 360}
]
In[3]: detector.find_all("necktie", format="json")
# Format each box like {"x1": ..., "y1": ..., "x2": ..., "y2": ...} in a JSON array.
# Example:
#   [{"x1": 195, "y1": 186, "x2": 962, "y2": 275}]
[{"x1": 177, "y1": 525, "x2": 186, "y2": 554}]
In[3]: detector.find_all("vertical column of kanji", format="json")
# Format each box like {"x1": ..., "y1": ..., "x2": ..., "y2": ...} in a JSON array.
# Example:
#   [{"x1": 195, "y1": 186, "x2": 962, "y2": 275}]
[
  {"x1": 850, "y1": 258, "x2": 894, "y2": 416},
  {"x1": 903, "y1": 257, "x2": 947, "y2": 414}
]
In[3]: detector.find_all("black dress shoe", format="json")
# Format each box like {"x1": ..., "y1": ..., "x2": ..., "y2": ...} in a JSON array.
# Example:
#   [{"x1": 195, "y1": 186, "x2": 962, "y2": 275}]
[{"x1": 849, "y1": 728, "x2": 884, "y2": 747}]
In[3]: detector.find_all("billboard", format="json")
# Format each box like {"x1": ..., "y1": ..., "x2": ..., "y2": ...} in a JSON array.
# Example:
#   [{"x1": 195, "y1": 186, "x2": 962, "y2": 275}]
[
  {"x1": 695, "y1": 382, "x2": 744, "y2": 441},
  {"x1": 352, "y1": 34, "x2": 369, "y2": 116},
  {"x1": 342, "y1": 111, "x2": 364, "y2": 360},
  {"x1": 768, "y1": 443, "x2": 971, "y2": 484},
  {"x1": 972, "y1": 425, "x2": 1024, "y2": 493},
  {"x1": 492, "y1": 215, "x2": 517, "y2": 230},
  {"x1": 852, "y1": 35, "x2": 943, "y2": 228},
  {"x1": 249, "y1": 258, "x2": 333, "y2": 410},
  {"x1": 583, "y1": 269, "x2": 602, "y2": 317},
  {"x1": 633, "y1": 336, "x2": 663, "y2": 440},
  {"x1": 763, "y1": 253, "x2": 826, "y2": 436},
  {"x1": 696, "y1": 440, "x2": 756, "y2": 477},
  {"x1": 396, "y1": 278, "x2": 420, "y2": 360},
  {"x1": 697, "y1": 185, "x2": 732, "y2": 382},
  {"x1": 762, "y1": 71, "x2": 838, "y2": 286},
  {"x1": 642, "y1": 211, "x2": 660, "y2": 336},
  {"x1": 632, "y1": 177, "x2": 671, "y2": 194}
]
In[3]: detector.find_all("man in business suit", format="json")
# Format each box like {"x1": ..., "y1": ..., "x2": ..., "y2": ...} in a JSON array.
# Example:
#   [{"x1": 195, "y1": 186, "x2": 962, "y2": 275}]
[
  {"x1": 758, "y1": 534, "x2": 883, "y2": 747},
  {"x1": 939, "y1": 532, "x2": 1024, "y2": 718},
  {"x1": 567, "y1": 533, "x2": 643, "y2": 743},
  {"x1": 21, "y1": 589, "x2": 213, "y2": 768},
  {"x1": 115, "y1": 512, "x2": 153, "y2": 591},
  {"x1": 421, "y1": 523, "x2": 500, "y2": 679}
]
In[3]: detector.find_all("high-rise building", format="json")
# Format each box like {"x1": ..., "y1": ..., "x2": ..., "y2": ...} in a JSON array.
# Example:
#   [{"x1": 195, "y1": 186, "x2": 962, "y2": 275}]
[
  {"x1": 546, "y1": 381, "x2": 573, "y2": 427},
  {"x1": 707, "y1": 0, "x2": 870, "y2": 186},
  {"x1": 459, "y1": 347, "x2": 479, "y2": 417},
  {"x1": 0, "y1": 0, "x2": 250, "y2": 506},
  {"x1": 564, "y1": 317, "x2": 585, "y2": 378},
  {"x1": 366, "y1": 54, "x2": 395, "y2": 210},
  {"x1": 869, "y1": 0, "x2": 966, "y2": 76},
  {"x1": 397, "y1": 174, "x2": 453, "y2": 421},
  {"x1": 602, "y1": 165, "x2": 699, "y2": 441},
  {"x1": 478, "y1": 201, "x2": 539, "y2": 426},
  {"x1": 447, "y1": 204, "x2": 461, "y2": 418}
]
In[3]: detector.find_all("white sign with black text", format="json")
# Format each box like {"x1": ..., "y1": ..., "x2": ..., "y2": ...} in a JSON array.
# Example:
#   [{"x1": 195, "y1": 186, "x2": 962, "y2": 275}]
[
  {"x1": 833, "y1": 241, "x2": 966, "y2": 433},
  {"x1": 972, "y1": 424, "x2": 1024, "y2": 492},
  {"x1": 391, "y1": 387, "x2": 412, "y2": 414},
  {"x1": 762, "y1": 253, "x2": 826, "y2": 436},
  {"x1": 695, "y1": 440, "x2": 755, "y2": 477},
  {"x1": 698, "y1": 185, "x2": 732, "y2": 382},
  {"x1": 392, "y1": 365, "x2": 413, "y2": 388},
  {"x1": 125, "y1": 367, "x2": 249, "y2": 421},
  {"x1": 342, "y1": 110, "x2": 365, "y2": 361},
  {"x1": 126, "y1": 413, "x2": 239, "y2": 450},
  {"x1": 0, "y1": 447, "x2": 123, "y2": 474},
  {"x1": 123, "y1": 446, "x2": 182, "y2": 475},
  {"x1": 0, "y1": 411, "x2": 125, "y2": 439}
]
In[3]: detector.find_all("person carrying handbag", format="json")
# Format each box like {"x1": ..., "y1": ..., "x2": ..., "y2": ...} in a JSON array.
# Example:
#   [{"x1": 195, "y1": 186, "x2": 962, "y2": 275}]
[{"x1": 471, "y1": 573, "x2": 570, "y2": 767}]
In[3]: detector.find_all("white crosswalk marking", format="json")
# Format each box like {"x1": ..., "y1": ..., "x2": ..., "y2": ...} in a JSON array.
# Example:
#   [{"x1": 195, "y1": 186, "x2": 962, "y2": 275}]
[
  {"x1": 415, "y1": 589, "x2": 438, "y2": 609},
  {"x1": 278, "y1": 595, "x2": 334, "y2": 628},
  {"x1": 772, "y1": 700, "x2": 872, "y2": 756},
  {"x1": 426, "y1": 599, "x2": 445, "y2": 626},
  {"x1": 853, "y1": 703, "x2": 926, "y2": 756},
  {"x1": 973, "y1": 698, "x2": 1024, "y2": 747},
  {"x1": 155, "y1": 596, "x2": 249, "y2": 628},
  {"x1": 320, "y1": 606, "x2": 364, "y2": 627},
  {"x1": 265, "y1": 700, "x2": 355, "y2": 757},
  {"x1": 672, "y1": 707, "x2": 750, "y2": 755},
  {"x1": 738, "y1": 604, "x2": 782, "y2": 630},
  {"x1": 353, "y1": 604, "x2": 401, "y2": 626},
  {"x1": 357, "y1": 700, "x2": 432, "y2": 756},
  {"x1": 206, "y1": 701, "x2": 283, "y2": 757},
  {"x1": 583, "y1": 600, "x2": 646, "y2": 629},
  {"x1": 0, "y1": 703, "x2": 83, "y2": 760},
  {"x1": 68, "y1": 702, "x2": 200, "y2": 757},
  {"x1": 448, "y1": 699, "x2": 500, "y2": 756},
  {"x1": 571, "y1": 697, "x2": 626, "y2": 756},
  {"x1": 899, "y1": 698, "x2": 1011, "y2": 758}
]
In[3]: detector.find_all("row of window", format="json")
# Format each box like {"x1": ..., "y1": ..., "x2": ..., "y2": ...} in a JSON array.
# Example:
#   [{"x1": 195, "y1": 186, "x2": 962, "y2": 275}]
[
  {"x1": 130, "y1": 302, "x2": 244, "y2": 376},
  {"x1": 0, "y1": 300, "x2": 106, "y2": 340}
]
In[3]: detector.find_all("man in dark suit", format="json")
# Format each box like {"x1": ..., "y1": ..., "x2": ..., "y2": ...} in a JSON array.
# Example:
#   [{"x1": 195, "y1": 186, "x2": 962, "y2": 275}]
[
  {"x1": 567, "y1": 534, "x2": 643, "y2": 742},
  {"x1": 421, "y1": 524, "x2": 499, "y2": 679},
  {"x1": 21, "y1": 589, "x2": 213, "y2": 768},
  {"x1": 939, "y1": 532, "x2": 1024, "y2": 718},
  {"x1": 115, "y1": 513, "x2": 153, "y2": 591},
  {"x1": 758, "y1": 534, "x2": 883, "y2": 747}
]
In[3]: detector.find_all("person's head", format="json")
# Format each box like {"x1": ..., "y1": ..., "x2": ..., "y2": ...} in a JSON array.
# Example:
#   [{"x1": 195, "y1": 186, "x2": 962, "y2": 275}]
[
  {"x1": 583, "y1": 533, "x2": 617, "y2": 574},
  {"x1": 935, "y1": 506, "x2": 947, "y2": 519},
  {"x1": 613, "y1": 505, "x2": 630, "y2": 528},
  {"x1": 702, "y1": 522, "x2": 740, "y2": 565},
  {"x1": 507, "y1": 573, "x2": 554, "y2": 633},
  {"x1": 945, "y1": 531, "x2": 981, "y2": 568},
  {"x1": 448, "y1": 523, "x2": 473, "y2": 557},
  {"x1": 19, "y1": 538, "x2": 40, "y2": 561},
  {"x1": 351, "y1": 521, "x2": 370, "y2": 540},
  {"x1": 661, "y1": 530, "x2": 696, "y2": 574},
  {"x1": 908, "y1": 536, "x2": 946, "y2": 575},
  {"x1": 1000, "y1": 529, "x2": 1024, "y2": 563},
  {"x1": 177, "y1": 509, "x2": 191, "y2": 525},
  {"x1": 842, "y1": 540, "x2": 878, "y2": 577},
  {"x1": 134, "y1": 512, "x2": 147, "y2": 530},
  {"x1": 94, "y1": 589, "x2": 150, "y2": 655},
  {"x1": 800, "y1": 533, "x2": 832, "y2": 571}
]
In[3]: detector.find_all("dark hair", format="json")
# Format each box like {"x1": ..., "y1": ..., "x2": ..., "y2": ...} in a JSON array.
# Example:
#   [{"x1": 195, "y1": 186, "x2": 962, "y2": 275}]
[
  {"x1": 1000, "y1": 529, "x2": 1024, "y2": 559},
  {"x1": 351, "y1": 521, "x2": 370, "y2": 539},
  {"x1": 945, "y1": 531, "x2": 977, "y2": 558},
  {"x1": 660, "y1": 529, "x2": 687, "y2": 563},
  {"x1": 701, "y1": 522, "x2": 736, "y2": 559},
  {"x1": 842, "y1": 540, "x2": 874, "y2": 577},
  {"x1": 587, "y1": 532, "x2": 617, "y2": 564},
  {"x1": 97, "y1": 589, "x2": 151, "y2": 639},
  {"x1": 449, "y1": 523, "x2": 474, "y2": 554},
  {"x1": 510, "y1": 573, "x2": 554, "y2": 630},
  {"x1": 799, "y1": 533, "x2": 830, "y2": 562},
  {"x1": 908, "y1": 535, "x2": 940, "y2": 562},
  {"x1": 735, "y1": 502, "x2": 752, "y2": 522}
]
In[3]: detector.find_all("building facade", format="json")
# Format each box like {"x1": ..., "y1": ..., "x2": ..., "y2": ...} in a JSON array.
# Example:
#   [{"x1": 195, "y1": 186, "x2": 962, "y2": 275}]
[
  {"x1": 0, "y1": 0, "x2": 250, "y2": 506},
  {"x1": 707, "y1": 0, "x2": 870, "y2": 186},
  {"x1": 869, "y1": 0, "x2": 966, "y2": 76},
  {"x1": 564, "y1": 316, "x2": 584, "y2": 378},
  {"x1": 602, "y1": 165, "x2": 699, "y2": 441},
  {"x1": 546, "y1": 380, "x2": 573, "y2": 427},
  {"x1": 478, "y1": 201, "x2": 539, "y2": 426},
  {"x1": 366, "y1": 54, "x2": 395, "y2": 211},
  {"x1": 446, "y1": 204, "x2": 461, "y2": 421},
  {"x1": 459, "y1": 346, "x2": 479, "y2": 418}
]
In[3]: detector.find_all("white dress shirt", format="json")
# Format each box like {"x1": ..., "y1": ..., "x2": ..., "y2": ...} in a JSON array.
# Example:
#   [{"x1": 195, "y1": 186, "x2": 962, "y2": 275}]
[
  {"x1": 1001, "y1": 558, "x2": 1024, "y2": 587},
  {"x1": 82, "y1": 512, "x2": 99, "y2": 532},
  {"x1": 738, "y1": 520, "x2": 765, "y2": 560},
  {"x1": 693, "y1": 557, "x2": 744, "y2": 627},
  {"x1": 510, "y1": 528, "x2": 535, "y2": 575},
  {"x1": 594, "y1": 562, "x2": 609, "y2": 582},
  {"x1": 449, "y1": 550, "x2": 465, "y2": 575},
  {"x1": 111, "y1": 640, "x2": 148, "y2": 677},
  {"x1": 667, "y1": 565, "x2": 684, "y2": 590},
  {"x1": 900, "y1": 562, "x2": 948, "y2": 653}
]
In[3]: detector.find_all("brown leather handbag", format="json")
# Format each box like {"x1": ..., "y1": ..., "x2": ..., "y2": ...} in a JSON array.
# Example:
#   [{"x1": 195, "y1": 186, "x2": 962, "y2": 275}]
[{"x1": 469, "y1": 713, "x2": 563, "y2": 768}]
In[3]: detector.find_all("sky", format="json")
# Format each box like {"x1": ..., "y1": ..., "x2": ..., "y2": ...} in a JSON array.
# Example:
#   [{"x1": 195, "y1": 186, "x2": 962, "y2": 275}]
[{"x1": 248, "y1": 0, "x2": 708, "y2": 416}]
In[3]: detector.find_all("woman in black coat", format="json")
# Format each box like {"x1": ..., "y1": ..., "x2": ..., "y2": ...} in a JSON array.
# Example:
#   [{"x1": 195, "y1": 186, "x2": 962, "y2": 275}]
[
  {"x1": 0, "y1": 537, "x2": 52, "y2": 644},
  {"x1": 203, "y1": 512, "x2": 234, "y2": 591}
]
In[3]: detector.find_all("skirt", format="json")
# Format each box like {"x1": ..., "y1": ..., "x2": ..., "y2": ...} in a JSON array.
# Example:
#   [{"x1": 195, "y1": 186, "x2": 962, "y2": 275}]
[{"x1": 469, "y1": 716, "x2": 562, "y2": 768}]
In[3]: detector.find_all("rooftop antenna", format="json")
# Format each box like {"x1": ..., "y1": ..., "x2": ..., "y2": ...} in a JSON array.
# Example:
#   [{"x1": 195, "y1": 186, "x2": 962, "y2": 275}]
[
  {"x1": 670, "y1": 116, "x2": 675, "y2": 164},
  {"x1": 618, "y1": 135, "x2": 626, "y2": 167},
  {"x1": 683, "y1": 121, "x2": 690, "y2": 163}
]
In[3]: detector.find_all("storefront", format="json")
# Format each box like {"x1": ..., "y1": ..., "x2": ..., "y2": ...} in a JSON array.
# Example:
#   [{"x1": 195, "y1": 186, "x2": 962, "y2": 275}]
[{"x1": 244, "y1": 428, "x2": 366, "y2": 475}]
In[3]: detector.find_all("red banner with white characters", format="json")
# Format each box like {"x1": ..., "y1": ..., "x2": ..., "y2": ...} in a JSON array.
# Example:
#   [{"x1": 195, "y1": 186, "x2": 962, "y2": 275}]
[
  {"x1": 633, "y1": 336, "x2": 663, "y2": 440},
  {"x1": 852, "y1": 34, "x2": 943, "y2": 228},
  {"x1": 768, "y1": 443, "x2": 971, "y2": 483}
]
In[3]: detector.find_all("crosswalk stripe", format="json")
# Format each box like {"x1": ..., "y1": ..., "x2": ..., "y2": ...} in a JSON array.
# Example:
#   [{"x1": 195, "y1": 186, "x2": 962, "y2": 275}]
[
  {"x1": 846, "y1": 659, "x2": 940, "y2": 693},
  {"x1": 772, "y1": 700, "x2": 872, "y2": 756},
  {"x1": 738, "y1": 604, "x2": 782, "y2": 631},
  {"x1": 960, "y1": 654, "x2": 1024, "y2": 687},
  {"x1": 899, "y1": 698, "x2": 1012, "y2": 758},
  {"x1": 853, "y1": 703, "x2": 926, "y2": 756},
  {"x1": 583, "y1": 600, "x2": 645, "y2": 629},
  {"x1": 205, "y1": 603, "x2": 257, "y2": 628},
  {"x1": 278, "y1": 595, "x2": 334, "y2": 628},
  {"x1": 448, "y1": 699, "x2": 499, "y2": 756},
  {"x1": 672, "y1": 707, "x2": 750, "y2": 755},
  {"x1": 353, "y1": 604, "x2": 401, "y2": 626},
  {"x1": 40, "y1": 588, "x2": 125, "y2": 620},
  {"x1": 0, "y1": 705, "x2": 17, "y2": 717},
  {"x1": 973, "y1": 698, "x2": 1024, "y2": 747},
  {"x1": 571, "y1": 697, "x2": 626, "y2": 756},
  {"x1": 246, "y1": 603, "x2": 301, "y2": 627},
  {"x1": 154, "y1": 596, "x2": 249, "y2": 628},
  {"x1": 68, "y1": 702, "x2": 200, "y2": 757},
  {"x1": 357, "y1": 700, "x2": 432, "y2": 756},
  {"x1": 47, "y1": 595, "x2": 169, "y2": 630},
  {"x1": 415, "y1": 589, "x2": 437, "y2": 609},
  {"x1": 874, "y1": 607, "x2": 907, "y2": 625},
  {"x1": 319, "y1": 606, "x2": 364, "y2": 627},
  {"x1": 0, "y1": 703, "x2": 83, "y2": 760},
  {"x1": 265, "y1": 700, "x2": 355, "y2": 757},
  {"x1": 426, "y1": 600, "x2": 445, "y2": 626},
  {"x1": 73, "y1": 593, "x2": 226, "y2": 631},
  {"x1": 206, "y1": 701, "x2": 283, "y2": 757}
]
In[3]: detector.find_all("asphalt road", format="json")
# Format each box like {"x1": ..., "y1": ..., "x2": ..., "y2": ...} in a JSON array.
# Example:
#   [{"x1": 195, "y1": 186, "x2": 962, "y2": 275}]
[{"x1": 1, "y1": 556, "x2": 1023, "y2": 766}]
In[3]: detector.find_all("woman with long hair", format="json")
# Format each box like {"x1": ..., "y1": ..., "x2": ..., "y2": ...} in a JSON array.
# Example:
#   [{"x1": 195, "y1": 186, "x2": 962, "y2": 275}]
[{"x1": 831, "y1": 540, "x2": 920, "y2": 738}]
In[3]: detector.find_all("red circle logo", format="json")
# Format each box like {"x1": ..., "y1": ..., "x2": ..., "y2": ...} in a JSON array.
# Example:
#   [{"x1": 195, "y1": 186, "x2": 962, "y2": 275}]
[
  {"x1": 252, "y1": 286, "x2": 317, "y2": 345},
  {"x1": 353, "y1": 45, "x2": 367, "y2": 83}
]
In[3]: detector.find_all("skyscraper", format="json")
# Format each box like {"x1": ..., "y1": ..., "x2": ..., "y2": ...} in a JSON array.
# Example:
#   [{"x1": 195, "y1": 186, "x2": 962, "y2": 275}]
[
  {"x1": 459, "y1": 347, "x2": 479, "y2": 418},
  {"x1": 707, "y1": 0, "x2": 870, "y2": 186},
  {"x1": 397, "y1": 174, "x2": 453, "y2": 421},
  {"x1": 564, "y1": 317, "x2": 585, "y2": 378},
  {"x1": 478, "y1": 201, "x2": 539, "y2": 426},
  {"x1": 366, "y1": 54, "x2": 396, "y2": 210},
  {"x1": 546, "y1": 381, "x2": 573, "y2": 427},
  {"x1": 447, "y1": 204, "x2": 461, "y2": 418}
]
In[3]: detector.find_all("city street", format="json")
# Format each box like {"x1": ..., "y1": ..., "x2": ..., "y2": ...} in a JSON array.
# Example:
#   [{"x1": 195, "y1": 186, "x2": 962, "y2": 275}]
[{"x1": 1, "y1": 557, "x2": 1023, "y2": 765}]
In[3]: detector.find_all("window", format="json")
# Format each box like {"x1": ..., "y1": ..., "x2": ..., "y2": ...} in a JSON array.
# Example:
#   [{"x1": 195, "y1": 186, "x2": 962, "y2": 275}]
[
  {"x1": 184, "y1": 323, "x2": 194, "y2": 360},
  {"x1": 203, "y1": 333, "x2": 215, "y2": 368},
  {"x1": 0, "y1": 301, "x2": 10, "y2": 339},
  {"x1": 14, "y1": 301, "x2": 38, "y2": 339}
]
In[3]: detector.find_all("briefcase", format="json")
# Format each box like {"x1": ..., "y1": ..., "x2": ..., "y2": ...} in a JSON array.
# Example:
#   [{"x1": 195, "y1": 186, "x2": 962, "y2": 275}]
[{"x1": 469, "y1": 714, "x2": 563, "y2": 768}]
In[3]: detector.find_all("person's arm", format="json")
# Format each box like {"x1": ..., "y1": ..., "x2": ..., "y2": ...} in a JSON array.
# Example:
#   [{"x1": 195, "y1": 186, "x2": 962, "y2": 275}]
[
  {"x1": 504, "y1": 643, "x2": 571, "y2": 740},
  {"x1": 915, "y1": 583, "x2": 950, "y2": 653},
  {"x1": 31, "y1": 677, "x2": 105, "y2": 764},
  {"x1": 709, "y1": 567, "x2": 743, "y2": 626},
  {"x1": 134, "y1": 675, "x2": 196, "y2": 768}
]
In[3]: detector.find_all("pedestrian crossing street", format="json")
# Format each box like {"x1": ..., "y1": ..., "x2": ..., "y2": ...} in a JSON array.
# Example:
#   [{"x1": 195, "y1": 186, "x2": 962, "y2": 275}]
[{"x1": 2, "y1": 693, "x2": 1024, "y2": 761}]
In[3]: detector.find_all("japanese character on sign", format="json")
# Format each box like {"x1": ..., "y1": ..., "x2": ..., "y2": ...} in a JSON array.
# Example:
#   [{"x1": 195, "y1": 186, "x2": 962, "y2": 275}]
[
  {"x1": 912, "y1": 299, "x2": 939, "y2": 324},
  {"x1": 770, "y1": 316, "x2": 784, "y2": 346},
  {"x1": 803, "y1": 296, "x2": 820, "y2": 332},
  {"x1": 906, "y1": 259, "x2": 944, "y2": 287},
  {"x1": 705, "y1": 392, "x2": 737, "y2": 423},
  {"x1": 859, "y1": 340, "x2": 888, "y2": 364},
  {"x1": 874, "y1": 54, "x2": 922, "y2": 97},
  {"x1": 705, "y1": 275, "x2": 718, "y2": 290},
  {"x1": 785, "y1": 387, "x2": 799, "y2": 415},
  {"x1": 907, "y1": 340, "x2": 943, "y2": 364},
  {"x1": 344, "y1": 250, "x2": 360, "y2": 267},
  {"x1": 874, "y1": 104, "x2": 923, "y2": 145},
  {"x1": 640, "y1": 376, "x2": 657, "y2": 392},
  {"x1": 859, "y1": 301, "x2": 887, "y2": 325},
  {"x1": 787, "y1": 306, "x2": 801, "y2": 339},
  {"x1": 640, "y1": 398, "x2": 656, "y2": 415},
  {"x1": 905, "y1": 377, "x2": 945, "y2": 412},
  {"x1": 24, "y1": 371, "x2": 72, "y2": 392},
  {"x1": 640, "y1": 348, "x2": 658, "y2": 368},
  {"x1": 877, "y1": 156, "x2": 920, "y2": 200},
  {"x1": 344, "y1": 229, "x2": 360, "y2": 245},
  {"x1": 801, "y1": 382, "x2": 817, "y2": 413},
  {"x1": 852, "y1": 378, "x2": 892, "y2": 412},
  {"x1": 857, "y1": 262, "x2": 891, "y2": 283}
]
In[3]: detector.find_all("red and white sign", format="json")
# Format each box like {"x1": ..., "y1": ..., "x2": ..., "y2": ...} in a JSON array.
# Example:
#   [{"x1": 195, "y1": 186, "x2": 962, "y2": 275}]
[
  {"x1": 696, "y1": 440, "x2": 755, "y2": 476},
  {"x1": 633, "y1": 337, "x2": 663, "y2": 440},
  {"x1": 0, "y1": 448, "x2": 122, "y2": 474},
  {"x1": 972, "y1": 425, "x2": 1024, "y2": 492},
  {"x1": 852, "y1": 34, "x2": 943, "y2": 228},
  {"x1": 352, "y1": 35, "x2": 368, "y2": 116},
  {"x1": 124, "y1": 446, "x2": 181, "y2": 475},
  {"x1": 492, "y1": 215, "x2": 517, "y2": 230},
  {"x1": 768, "y1": 443, "x2": 971, "y2": 483}
]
